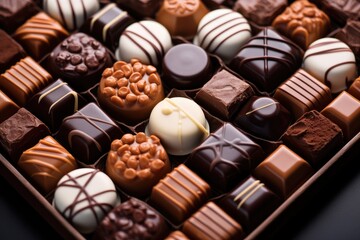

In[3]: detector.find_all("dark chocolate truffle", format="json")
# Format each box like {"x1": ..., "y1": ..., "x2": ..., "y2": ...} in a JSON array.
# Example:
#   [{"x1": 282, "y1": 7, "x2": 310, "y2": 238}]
[
  {"x1": 0, "y1": 29, "x2": 26, "y2": 74},
  {"x1": 315, "y1": 0, "x2": 360, "y2": 26},
  {"x1": 0, "y1": 90, "x2": 19, "y2": 124}
]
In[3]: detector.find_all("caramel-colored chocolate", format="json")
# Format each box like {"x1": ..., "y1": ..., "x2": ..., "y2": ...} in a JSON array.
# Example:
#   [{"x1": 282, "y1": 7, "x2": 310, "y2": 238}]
[
  {"x1": 0, "y1": 90, "x2": 19, "y2": 124},
  {"x1": 165, "y1": 231, "x2": 189, "y2": 240},
  {"x1": 348, "y1": 77, "x2": 360, "y2": 100}
]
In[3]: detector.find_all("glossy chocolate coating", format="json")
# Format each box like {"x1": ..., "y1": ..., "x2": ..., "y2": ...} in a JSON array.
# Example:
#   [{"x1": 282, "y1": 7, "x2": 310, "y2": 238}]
[
  {"x1": 254, "y1": 145, "x2": 314, "y2": 199},
  {"x1": 202, "y1": 0, "x2": 236, "y2": 8},
  {"x1": 183, "y1": 202, "x2": 243, "y2": 240},
  {"x1": 228, "y1": 28, "x2": 303, "y2": 92},
  {"x1": 321, "y1": 91, "x2": 360, "y2": 142},
  {"x1": 0, "y1": 90, "x2": 19, "y2": 124},
  {"x1": 234, "y1": 96, "x2": 292, "y2": 141},
  {"x1": 335, "y1": 19, "x2": 360, "y2": 58},
  {"x1": 150, "y1": 164, "x2": 210, "y2": 224},
  {"x1": 0, "y1": 108, "x2": 50, "y2": 162},
  {"x1": 315, "y1": 0, "x2": 360, "y2": 26},
  {"x1": 187, "y1": 123, "x2": 264, "y2": 192},
  {"x1": 56, "y1": 103, "x2": 123, "y2": 164},
  {"x1": 106, "y1": 132, "x2": 171, "y2": 197},
  {"x1": 0, "y1": 29, "x2": 26, "y2": 74},
  {"x1": 47, "y1": 33, "x2": 112, "y2": 92},
  {"x1": 18, "y1": 136, "x2": 77, "y2": 193},
  {"x1": 195, "y1": 69, "x2": 254, "y2": 120},
  {"x1": 165, "y1": 231, "x2": 189, "y2": 240},
  {"x1": 219, "y1": 176, "x2": 280, "y2": 233},
  {"x1": 348, "y1": 77, "x2": 360, "y2": 100},
  {"x1": 116, "y1": 0, "x2": 163, "y2": 18}
]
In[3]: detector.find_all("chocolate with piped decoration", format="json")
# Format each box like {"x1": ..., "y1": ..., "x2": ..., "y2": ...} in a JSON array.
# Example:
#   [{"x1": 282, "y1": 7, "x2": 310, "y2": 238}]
[
  {"x1": 219, "y1": 176, "x2": 280, "y2": 233},
  {"x1": 195, "y1": 69, "x2": 254, "y2": 120},
  {"x1": 94, "y1": 198, "x2": 169, "y2": 240},
  {"x1": 162, "y1": 43, "x2": 213, "y2": 89},
  {"x1": 348, "y1": 77, "x2": 360, "y2": 100},
  {"x1": 334, "y1": 20, "x2": 360, "y2": 58},
  {"x1": 0, "y1": 108, "x2": 50, "y2": 162},
  {"x1": 228, "y1": 28, "x2": 303, "y2": 92},
  {"x1": 116, "y1": 0, "x2": 163, "y2": 18},
  {"x1": 47, "y1": 33, "x2": 112, "y2": 92},
  {"x1": 98, "y1": 59, "x2": 165, "y2": 124},
  {"x1": 187, "y1": 123, "x2": 264, "y2": 192},
  {"x1": 56, "y1": 103, "x2": 123, "y2": 164},
  {"x1": 0, "y1": 29, "x2": 26, "y2": 74},
  {"x1": 18, "y1": 136, "x2": 77, "y2": 194},
  {"x1": 165, "y1": 231, "x2": 189, "y2": 240},
  {"x1": 254, "y1": 145, "x2": 314, "y2": 199},
  {"x1": 0, "y1": 90, "x2": 19, "y2": 124},
  {"x1": 183, "y1": 201, "x2": 243, "y2": 240},
  {"x1": 106, "y1": 132, "x2": 171, "y2": 197},
  {"x1": 150, "y1": 164, "x2": 210, "y2": 224},
  {"x1": 321, "y1": 91, "x2": 360, "y2": 142},
  {"x1": 234, "y1": 96, "x2": 291, "y2": 141}
]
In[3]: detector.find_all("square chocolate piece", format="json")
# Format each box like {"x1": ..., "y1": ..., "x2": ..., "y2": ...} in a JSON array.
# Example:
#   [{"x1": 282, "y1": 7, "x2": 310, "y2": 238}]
[
  {"x1": 321, "y1": 91, "x2": 360, "y2": 142},
  {"x1": 150, "y1": 164, "x2": 210, "y2": 225},
  {"x1": 282, "y1": 111, "x2": 343, "y2": 168},
  {"x1": 56, "y1": 103, "x2": 123, "y2": 164},
  {"x1": 195, "y1": 69, "x2": 254, "y2": 120},
  {"x1": 0, "y1": 90, "x2": 19, "y2": 124},
  {"x1": 0, "y1": 108, "x2": 50, "y2": 162},
  {"x1": 274, "y1": 69, "x2": 332, "y2": 119},
  {"x1": 254, "y1": 145, "x2": 314, "y2": 199},
  {"x1": 187, "y1": 123, "x2": 264, "y2": 192},
  {"x1": 218, "y1": 176, "x2": 281, "y2": 232},
  {"x1": 348, "y1": 77, "x2": 360, "y2": 101},
  {"x1": 228, "y1": 28, "x2": 303, "y2": 92}
]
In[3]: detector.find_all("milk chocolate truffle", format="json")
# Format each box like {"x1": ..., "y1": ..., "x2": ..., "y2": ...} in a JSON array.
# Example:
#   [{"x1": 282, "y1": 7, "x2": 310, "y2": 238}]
[
  {"x1": 219, "y1": 176, "x2": 280, "y2": 233},
  {"x1": 48, "y1": 33, "x2": 112, "y2": 91},
  {"x1": 156, "y1": 0, "x2": 209, "y2": 39},
  {"x1": 0, "y1": 108, "x2": 50, "y2": 162},
  {"x1": 18, "y1": 136, "x2": 77, "y2": 193},
  {"x1": 272, "y1": 0, "x2": 330, "y2": 49},
  {"x1": 303, "y1": 38, "x2": 358, "y2": 94},
  {"x1": 54, "y1": 168, "x2": 119, "y2": 234},
  {"x1": 334, "y1": 20, "x2": 360, "y2": 58},
  {"x1": 188, "y1": 123, "x2": 264, "y2": 192},
  {"x1": 229, "y1": 28, "x2": 303, "y2": 92},
  {"x1": 13, "y1": 12, "x2": 69, "y2": 61},
  {"x1": 234, "y1": 0, "x2": 287, "y2": 26},
  {"x1": 348, "y1": 77, "x2": 360, "y2": 100},
  {"x1": 234, "y1": 96, "x2": 291, "y2": 141},
  {"x1": 315, "y1": 0, "x2": 360, "y2": 26},
  {"x1": 98, "y1": 59, "x2": 165, "y2": 124},
  {"x1": 0, "y1": 57, "x2": 53, "y2": 106},
  {"x1": 162, "y1": 44, "x2": 213, "y2": 89},
  {"x1": 183, "y1": 202, "x2": 243, "y2": 240},
  {"x1": 117, "y1": 20, "x2": 172, "y2": 66},
  {"x1": 0, "y1": 29, "x2": 26, "y2": 74},
  {"x1": 116, "y1": 0, "x2": 163, "y2": 18},
  {"x1": 194, "y1": 9, "x2": 251, "y2": 63},
  {"x1": 0, "y1": 91, "x2": 19, "y2": 124},
  {"x1": 166, "y1": 231, "x2": 189, "y2": 240},
  {"x1": 254, "y1": 145, "x2": 314, "y2": 199},
  {"x1": 274, "y1": 69, "x2": 332, "y2": 120},
  {"x1": 57, "y1": 103, "x2": 123, "y2": 164},
  {"x1": 321, "y1": 92, "x2": 360, "y2": 142},
  {"x1": 146, "y1": 97, "x2": 210, "y2": 156},
  {"x1": 195, "y1": 69, "x2": 254, "y2": 120},
  {"x1": 106, "y1": 132, "x2": 171, "y2": 197},
  {"x1": 43, "y1": 0, "x2": 100, "y2": 31}
]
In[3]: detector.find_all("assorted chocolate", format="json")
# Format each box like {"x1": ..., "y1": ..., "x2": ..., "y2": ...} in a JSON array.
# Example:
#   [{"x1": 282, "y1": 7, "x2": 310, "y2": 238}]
[
  {"x1": 0, "y1": 29, "x2": 26, "y2": 74},
  {"x1": 0, "y1": 91, "x2": 19, "y2": 124}
]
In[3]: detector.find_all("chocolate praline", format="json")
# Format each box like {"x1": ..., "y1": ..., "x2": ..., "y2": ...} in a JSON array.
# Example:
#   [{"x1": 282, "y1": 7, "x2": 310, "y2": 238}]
[
  {"x1": 334, "y1": 20, "x2": 360, "y2": 58},
  {"x1": 348, "y1": 77, "x2": 360, "y2": 100},
  {"x1": 116, "y1": 0, "x2": 163, "y2": 18},
  {"x1": 0, "y1": 29, "x2": 26, "y2": 74},
  {"x1": 0, "y1": 91, "x2": 19, "y2": 124}
]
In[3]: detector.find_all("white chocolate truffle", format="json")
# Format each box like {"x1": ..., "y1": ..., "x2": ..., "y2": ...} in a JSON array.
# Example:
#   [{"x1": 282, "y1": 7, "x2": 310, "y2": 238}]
[
  {"x1": 146, "y1": 97, "x2": 210, "y2": 156},
  {"x1": 193, "y1": 9, "x2": 252, "y2": 63},
  {"x1": 53, "y1": 168, "x2": 119, "y2": 234},
  {"x1": 116, "y1": 20, "x2": 172, "y2": 66},
  {"x1": 43, "y1": 0, "x2": 100, "y2": 31},
  {"x1": 303, "y1": 38, "x2": 357, "y2": 94}
]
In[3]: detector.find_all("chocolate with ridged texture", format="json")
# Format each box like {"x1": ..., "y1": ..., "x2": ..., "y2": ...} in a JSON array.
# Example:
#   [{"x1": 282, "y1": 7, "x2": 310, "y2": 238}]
[
  {"x1": 228, "y1": 28, "x2": 303, "y2": 92},
  {"x1": 234, "y1": 0, "x2": 287, "y2": 26},
  {"x1": 187, "y1": 123, "x2": 264, "y2": 192},
  {"x1": 98, "y1": 59, "x2": 165, "y2": 124},
  {"x1": 162, "y1": 44, "x2": 212, "y2": 90},
  {"x1": 0, "y1": 90, "x2": 19, "y2": 124},
  {"x1": 0, "y1": 30, "x2": 26, "y2": 74},
  {"x1": 254, "y1": 145, "x2": 314, "y2": 199},
  {"x1": 183, "y1": 202, "x2": 243, "y2": 240},
  {"x1": 348, "y1": 77, "x2": 360, "y2": 100},
  {"x1": 321, "y1": 91, "x2": 360, "y2": 142},
  {"x1": 57, "y1": 103, "x2": 123, "y2": 164},
  {"x1": 0, "y1": 0, "x2": 38, "y2": 33},
  {"x1": 47, "y1": 33, "x2": 112, "y2": 92},
  {"x1": 82, "y1": 3, "x2": 135, "y2": 51},
  {"x1": 0, "y1": 57, "x2": 53, "y2": 106},
  {"x1": 195, "y1": 69, "x2": 254, "y2": 120},
  {"x1": 234, "y1": 96, "x2": 291, "y2": 141},
  {"x1": 95, "y1": 198, "x2": 169, "y2": 240},
  {"x1": 272, "y1": 0, "x2": 330, "y2": 49},
  {"x1": 334, "y1": 20, "x2": 360, "y2": 58},
  {"x1": 106, "y1": 132, "x2": 171, "y2": 197},
  {"x1": 315, "y1": 0, "x2": 360, "y2": 26},
  {"x1": 218, "y1": 176, "x2": 281, "y2": 233},
  {"x1": 150, "y1": 164, "x2": 210, "y2": 224},
  {"x1": 27, "y1": 79, "x2": 80, "y2": 131},
  {"x1": 274, "y1": 69, "x2": 332, "y2": 120},
  {"x1": 0, "y1": 108, "x2": 50, "y2": 162},
  {"x1": 116, "y1": 0, "x2": 163, "y2": 18},
  {"x1": 165, "y1": 231, "x2": 190, "y2": 240},
  {"x1": 18, "y1": 136, "x2": 77, "y2": 193}
]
